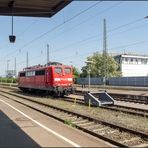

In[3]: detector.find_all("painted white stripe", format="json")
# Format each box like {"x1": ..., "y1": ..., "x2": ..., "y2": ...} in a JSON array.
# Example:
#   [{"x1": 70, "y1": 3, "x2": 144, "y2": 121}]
[
  {"x1": 68, "y1": 78, "x2": 72, "y2": 81},
  {"x1": 0, "y1": 99, "x2": 81, "y2": 147},
  {"x1": 54, "y1": 78, "x2": 61, "y2": 81}
]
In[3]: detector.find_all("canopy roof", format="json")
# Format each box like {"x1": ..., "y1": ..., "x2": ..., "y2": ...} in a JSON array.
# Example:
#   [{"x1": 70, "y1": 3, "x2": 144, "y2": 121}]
[{"x1": 0, "y1": 0, "x2": 71, "y2": 17}]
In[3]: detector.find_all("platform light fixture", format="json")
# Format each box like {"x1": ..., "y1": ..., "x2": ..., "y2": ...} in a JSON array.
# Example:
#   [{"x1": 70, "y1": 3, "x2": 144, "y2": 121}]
[
  {"x1": 85, "y1": 60, "x2": 94, "y2": 91},
  {"x1": 8, "y1": 0, "x2": 16, "y2": 43}
]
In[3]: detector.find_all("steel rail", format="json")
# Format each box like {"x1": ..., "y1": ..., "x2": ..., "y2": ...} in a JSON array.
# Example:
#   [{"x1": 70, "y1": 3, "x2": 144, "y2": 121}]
[
  {"x1": 64, "y1": 96, "x2": 148, "y2": 118},
  {"x1": 0, "y1": 92, "x2": 148, "y2": 147},
  {"x1": 0, "y1": 88, "x2": 147, "y2": 117},
  {"x1": 75, "y1": 90, "x2": 148, "y2": 104}
]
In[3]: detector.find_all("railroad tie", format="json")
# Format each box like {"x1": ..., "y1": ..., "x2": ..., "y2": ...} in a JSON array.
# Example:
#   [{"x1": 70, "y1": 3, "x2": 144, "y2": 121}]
[
  {"x1": 72, "y1": 119, "x2": 89, "y2": 124},
  {"x1": 92, "y1": 127, "x2": 109, "y2": 132},
  {"x1": 59, "y1": 114, "x2": 72, "y2": 118},
  {"x1": 133, "y1": 143, "x2": 148, "y2": 147},
  {"x1": 85, "y1": 124, "x2": 102, "y2": 130},
  {"x1": 77, "y1": 121, "x2": 95, "y2": 127},
  {"x1": 121, "y1": 137, "x2": 140, "y2": 144},
  {"x1": 63, "y1": 116, "x2": 78, "y2": 121},
  {"x1": 99, "y1": 130, "x2": 117, "y2": 136}
]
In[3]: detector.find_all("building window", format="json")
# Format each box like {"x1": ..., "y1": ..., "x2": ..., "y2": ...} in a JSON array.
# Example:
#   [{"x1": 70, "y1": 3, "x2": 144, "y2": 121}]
[
  {"x1": 141, "y1": 59, "x2": 147, "y2": 64},
  {"x1": 144, "y1": 60, "x2": 147, "y2": 64},
  {"x1": 130, "y1": 58, "x2": 133, "y2": 63},
  {"x1": 125, "y1": 58, "x2": 128, "y2": 63}
]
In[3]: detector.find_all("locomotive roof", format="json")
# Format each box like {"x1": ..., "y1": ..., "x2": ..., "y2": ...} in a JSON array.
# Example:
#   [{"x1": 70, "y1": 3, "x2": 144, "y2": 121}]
[
  {"x1": 20, "y1": 62, "x2": 71, "y2": 72},
  {"x1": 0, "y1": 0, "x2": 71, "y2": 17}
]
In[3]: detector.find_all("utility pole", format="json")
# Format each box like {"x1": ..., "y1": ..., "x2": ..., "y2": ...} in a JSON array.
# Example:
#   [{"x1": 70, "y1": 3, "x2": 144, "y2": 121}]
[
  {"x1": 14, "y1": 57, "x2": 16, "y2": 77},
  {"x1": 103, "y1": 18, "x2": 108, "y2": 84},
  {"x1": 47, "y1": 44, "x2": 49, "y2": 66},
  {"x1": 26, "y1": 51, "x2": 28, "y2": 67}
]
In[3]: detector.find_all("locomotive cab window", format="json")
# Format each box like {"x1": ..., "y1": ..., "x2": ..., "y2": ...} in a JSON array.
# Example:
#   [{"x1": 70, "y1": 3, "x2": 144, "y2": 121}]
[
  {"x1": 64, "y1": 67, "x2": 71, "y2": 74},
  {"x1": 54, "y1": 67, "x2": 62, "y2": 74}
]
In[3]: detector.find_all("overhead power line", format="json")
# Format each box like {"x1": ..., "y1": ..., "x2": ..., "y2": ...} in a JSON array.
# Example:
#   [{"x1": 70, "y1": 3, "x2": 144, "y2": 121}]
[
  {"x1": 15, "y1": 39, "x2": 148, "y2": 68},
  {"x1": 110, "y1": 40, "x2": 148, "y2": 50},
  {"x1": 4, "y1": 1, "x2": 102, "y2": 58},
  {"x1": 5, "y1": 15, "x2": 147, "y2": 66},
  {"x1": 49, "y1": 1, "x2": 123, "y2": 43},
  {"x1": 50, "y1": 16, "x2": 146, "y2": 54}
]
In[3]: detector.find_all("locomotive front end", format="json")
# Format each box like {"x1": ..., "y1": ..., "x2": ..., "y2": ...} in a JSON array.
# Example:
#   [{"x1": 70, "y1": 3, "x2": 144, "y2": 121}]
[{"x1": 52, "y1": 65, "x2": 74, "y2": 97}]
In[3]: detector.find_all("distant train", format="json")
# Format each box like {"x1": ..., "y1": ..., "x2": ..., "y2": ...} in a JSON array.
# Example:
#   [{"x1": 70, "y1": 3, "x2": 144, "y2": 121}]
[{"x1": 18, "y1": 62, "x2": 74, "y2": 97}]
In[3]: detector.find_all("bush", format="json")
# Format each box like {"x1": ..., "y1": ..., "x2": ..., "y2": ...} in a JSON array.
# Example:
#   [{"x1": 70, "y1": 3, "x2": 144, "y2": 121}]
[{"x1": 0, "y1": 77, "x2": 17, "y2": 83}]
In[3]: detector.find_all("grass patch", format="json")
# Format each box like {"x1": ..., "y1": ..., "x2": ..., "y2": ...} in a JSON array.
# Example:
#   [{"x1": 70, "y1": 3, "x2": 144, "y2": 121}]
[{"x1": 64, "y1": 119, "x2": 76, "y2": 127}]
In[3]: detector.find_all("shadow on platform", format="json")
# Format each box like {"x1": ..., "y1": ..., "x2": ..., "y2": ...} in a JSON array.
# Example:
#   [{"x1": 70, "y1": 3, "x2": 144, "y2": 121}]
[{"x1": 0, "y1": 110, "x2": 40, "y2": 147}]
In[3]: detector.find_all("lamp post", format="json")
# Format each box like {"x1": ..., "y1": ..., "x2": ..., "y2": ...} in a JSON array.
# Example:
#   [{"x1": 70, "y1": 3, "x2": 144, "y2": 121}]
[
  {"x1": 7, "y1": 60, "x2": 10, "y2": 77},
  {"x1": 85, "y1": 60, "x2": 93, "y2": 91}
]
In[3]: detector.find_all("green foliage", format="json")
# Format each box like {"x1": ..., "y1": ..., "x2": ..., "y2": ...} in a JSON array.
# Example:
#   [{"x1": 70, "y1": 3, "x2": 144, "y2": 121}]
[
  {"x1": 80, "y1": 52, "x2": 121, "y2": 78},
  {"x1": 73, "y1": 66, "x2": 80, "y2": 79},
  {"x1": 0, "y1": 77, "x2": 17, "y2": 83},
  {"x1": 64, "y1": 119, "x2": 76, "y2": 127}
]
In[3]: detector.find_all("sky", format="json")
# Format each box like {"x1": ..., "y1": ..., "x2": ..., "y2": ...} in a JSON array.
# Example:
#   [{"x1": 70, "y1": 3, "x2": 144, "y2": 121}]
[{"x1": 0, "y1": 1, "x2": 148, "y2": 76}]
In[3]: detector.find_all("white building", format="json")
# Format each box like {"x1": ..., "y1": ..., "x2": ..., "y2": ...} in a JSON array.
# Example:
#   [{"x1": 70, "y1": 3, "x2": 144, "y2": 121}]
[{"x1": 114, "y1": 54, "x2": 148, "y2": 77}]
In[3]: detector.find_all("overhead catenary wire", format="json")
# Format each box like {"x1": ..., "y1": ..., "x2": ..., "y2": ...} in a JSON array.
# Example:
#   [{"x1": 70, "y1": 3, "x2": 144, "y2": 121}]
[
  {"x1": 4, "y1": 1, "x2": 102, "y2": 58},
  {"x1": 2, "y1": 2, "x2": 148, "y2": 74},
  {"x1": 20, "y1": 1, "x2": 123, "y2": 52},
  {"x1": 15, "y1": 38, "x2": 148, "y2": 69},
  {"x1": 48, "y1": 1, "x2": 123, "y2": 43},
  {"x1": 49, "y1": 16, "x2": 146, "y2": 54},
  {"x1": 5, "y1": 14, "x2": 148, "y2": 66},
  {"x1": 3, "y1": 1, "x2": 125, "y2": 58},
  {"x1": 17, "y1": 19, "x2": 38, "y2": 37},
  {"x1": 5, "y1": 15, "x2": 148, "y2": 69}
]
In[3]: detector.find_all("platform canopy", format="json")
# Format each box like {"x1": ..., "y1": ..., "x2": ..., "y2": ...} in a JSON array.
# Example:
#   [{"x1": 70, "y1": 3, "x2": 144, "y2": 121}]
[{"x1": 0, "y1": 0, "x2": 71, "y2": 17}]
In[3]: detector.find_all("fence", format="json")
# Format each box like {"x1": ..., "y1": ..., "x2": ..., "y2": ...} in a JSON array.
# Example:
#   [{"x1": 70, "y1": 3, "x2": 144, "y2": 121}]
[
  {"x1": 76, "y1": 77, "x2": 103, "y2": 85},
  {"x1": 76, "y1": 76, "x2": 148, "y2": 87},
  {"x1": 108, "y1": 77, "x2": 148, "y2": 87}
]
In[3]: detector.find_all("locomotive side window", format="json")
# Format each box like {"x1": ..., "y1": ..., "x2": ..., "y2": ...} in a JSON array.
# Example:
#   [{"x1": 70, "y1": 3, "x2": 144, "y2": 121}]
[
  {"x1": 64, "y1": 68, "x2": 71, "y2": 74},
  {"x1": 20, "y1": 72, "x2": 25, "y2": 77},
  {"x1": 26, "y1": 71, "x2": 35, "y2": 77},
  {"x1": 35, "y1": 70, "x2": 45, "y2": 76},
  {"x1": 54, "y1": 67, "x2": 62, "y2": 74}
]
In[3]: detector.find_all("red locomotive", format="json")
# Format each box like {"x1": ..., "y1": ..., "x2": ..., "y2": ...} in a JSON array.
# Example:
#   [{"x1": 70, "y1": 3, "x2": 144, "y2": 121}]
[{"x1": 18, "y1": 62, "x2": 74, "y2": 97}]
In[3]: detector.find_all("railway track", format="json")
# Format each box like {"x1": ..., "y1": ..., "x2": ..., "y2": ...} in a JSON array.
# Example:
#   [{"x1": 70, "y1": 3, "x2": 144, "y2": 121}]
[
  {"x1": 0, "y1": 91, "x2": 148, "y2": 147},
  {"x1": 0, "y1": 87, "x2": 148, "y2": 118},
  {"x1": 64, "y1": 96, "x2": 148, "y2": 118},
  {"x1": 0, "y1": 84, "x2": 148, "y2": 104},
  {"x1": 75, "y1": 90, "x2": 148, "y2": 104}
]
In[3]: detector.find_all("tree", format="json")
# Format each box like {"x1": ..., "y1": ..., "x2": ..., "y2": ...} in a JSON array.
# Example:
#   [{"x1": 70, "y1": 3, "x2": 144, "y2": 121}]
[
  {"x1": 73, "y1": 66, "x2": 80, "y2": 79},
  {"x1": 81, "y1": 52, "x2": 121, "y2": 77}
]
